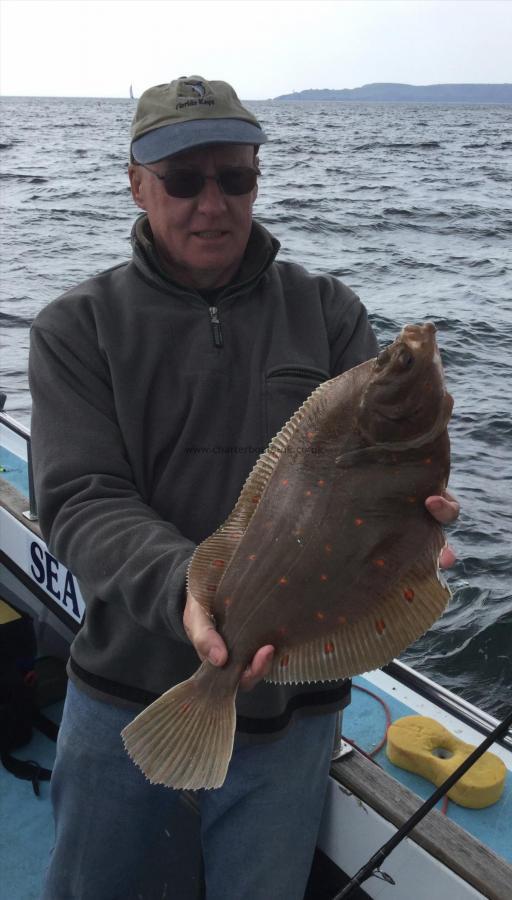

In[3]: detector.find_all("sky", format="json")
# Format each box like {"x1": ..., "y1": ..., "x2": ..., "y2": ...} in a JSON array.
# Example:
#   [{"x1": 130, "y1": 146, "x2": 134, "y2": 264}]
[{"x1": 0, "y1": 0, "x2": 511, "y2": 99}]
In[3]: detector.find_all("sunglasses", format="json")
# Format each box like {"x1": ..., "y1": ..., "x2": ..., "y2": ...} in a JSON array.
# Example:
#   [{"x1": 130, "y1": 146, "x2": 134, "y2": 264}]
[{"x1": 137, "y1": 163, "x2": 260, "y2": 198}]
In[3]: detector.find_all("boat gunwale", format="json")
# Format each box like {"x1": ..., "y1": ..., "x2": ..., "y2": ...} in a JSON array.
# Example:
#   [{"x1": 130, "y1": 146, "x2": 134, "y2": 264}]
[{"x1": 329, "y1": 747, "x2": 512, "y2": 900}]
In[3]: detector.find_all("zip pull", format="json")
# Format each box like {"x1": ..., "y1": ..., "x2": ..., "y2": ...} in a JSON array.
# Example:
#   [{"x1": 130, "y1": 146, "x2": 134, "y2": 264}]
[{"x1": 209, "y1": 306, "x2": 224, "y2": 348}]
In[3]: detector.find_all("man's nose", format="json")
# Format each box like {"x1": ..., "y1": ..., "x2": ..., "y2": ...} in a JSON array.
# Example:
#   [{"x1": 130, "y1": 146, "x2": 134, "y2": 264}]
[{"x1": 196, "y1": 175, "x2": 229, "y2": 212}]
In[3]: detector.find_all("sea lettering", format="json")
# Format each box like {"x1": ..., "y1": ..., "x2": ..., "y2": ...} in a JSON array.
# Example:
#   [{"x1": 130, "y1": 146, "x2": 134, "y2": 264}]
[
  {"x1": 62, "y1": 569, "x2": 80, "y2": 617},
  {"x1": 29, "y1": 541, "x2": 80, "y2": 616},
  {"x1": 30, "y1": 541, "x2": 45, "y2": 583},
  {"x1": 46, "y1": 553, "x2": 60, "y2": 599}
]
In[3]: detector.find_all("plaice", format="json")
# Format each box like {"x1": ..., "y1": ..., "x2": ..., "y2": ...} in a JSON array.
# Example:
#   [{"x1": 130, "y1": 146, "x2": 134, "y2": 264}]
[{"x1": 122, "y1": 322, "x2": 453, "y2": 790}]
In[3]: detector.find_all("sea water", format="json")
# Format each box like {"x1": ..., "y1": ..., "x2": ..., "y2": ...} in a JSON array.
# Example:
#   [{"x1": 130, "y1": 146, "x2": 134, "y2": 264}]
[{"x1": 1, "y1": 97, "x2": 511, "y2": 717}]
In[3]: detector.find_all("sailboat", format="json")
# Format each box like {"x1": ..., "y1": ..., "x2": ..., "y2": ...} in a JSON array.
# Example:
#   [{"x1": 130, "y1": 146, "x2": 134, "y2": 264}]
[{"x1": 129, "y1": 84, "x2": 135, "y2": 100}]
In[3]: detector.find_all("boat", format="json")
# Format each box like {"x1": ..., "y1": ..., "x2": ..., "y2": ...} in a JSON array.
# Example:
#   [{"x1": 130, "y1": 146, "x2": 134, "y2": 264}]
[
  {"x1": 130, "y1": 83, "x2": 135, "y2": 100},
  {"x1": 1, "y1": 400, "x2": 511, "y2": 899}
]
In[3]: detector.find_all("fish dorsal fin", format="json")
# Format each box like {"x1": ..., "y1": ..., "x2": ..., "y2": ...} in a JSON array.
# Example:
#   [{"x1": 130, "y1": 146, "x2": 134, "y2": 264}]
[
  {"x1": 266, "y1": 553, "x2": 451, "y2": 684},
  {"x1": 187, "y1": 378, "x2": 333, "y2": 612}
]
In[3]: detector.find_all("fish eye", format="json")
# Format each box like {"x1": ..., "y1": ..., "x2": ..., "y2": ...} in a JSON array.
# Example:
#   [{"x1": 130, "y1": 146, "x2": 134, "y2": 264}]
[
  {"x1": 398, "y1": 350, "x2": 415, "y2": 369},
  {"x1": 376, "y1": 348, "x2": 391, "y2": 368}
]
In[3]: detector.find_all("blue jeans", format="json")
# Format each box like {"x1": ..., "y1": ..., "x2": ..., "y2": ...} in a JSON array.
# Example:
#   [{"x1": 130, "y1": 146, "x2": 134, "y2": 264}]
[{"x1": 42, "y1": 680, "x2": 337, "y2": 900}]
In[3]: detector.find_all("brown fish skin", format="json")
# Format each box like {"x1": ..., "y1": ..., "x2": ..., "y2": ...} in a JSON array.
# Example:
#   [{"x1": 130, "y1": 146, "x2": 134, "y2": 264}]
[{"x1": 122, "y1": 323, "x2": 453, "y2": 790}]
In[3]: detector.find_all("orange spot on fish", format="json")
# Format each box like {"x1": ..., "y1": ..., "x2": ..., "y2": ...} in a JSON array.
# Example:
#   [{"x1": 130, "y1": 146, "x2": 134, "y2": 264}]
[
  {"x1": 324, "y1": 641, "x2": 335, "y2": 654},
  {"x1": 206, "y1": 584, "x2": 217, "y2": 592},
  {"x1": 280, "y1": 654, "x2": 290, "y2": 668},
  {"x1": 304, "y1": 490, "x2": 312, "y2": 497},
  {"x1": 324, "y1": 543, "x2": 333, "y2": 554},
  {"x1": 337, "y1": 615, "x2": 347, "y2": 625},
  {"x1": 320, "y1": 573, "x2": 329, "y2": 582},
  {"x1": 374, "y1": 558, "x2": 386, "y2": 567},
  {"x1": 251, "y1": 495, "x2": 261, "y2": 504},
  {"x1": 212, "y1": 559, "x2": 225, "y2": 568},
  {"x1": 306, "y1": 431, "x2": 316, "y2": 441},
  {"x1": 315, "y1": 611, "x2": 326, "y2": 621},
  {"x1": 375, "y1": 619, "x2": 386, "y2": 635},
  {"x1": 354, "y1": 517, "x2": 364, "y2": 527},
  {"x1": 424, "y1": 457, "x2": 432, "y2": 465},
  {"x1": 247, "y1": 554, "x2": 257, "y2": 561},
  {"x1": 181, "y1": 702, "x2": 192, "y2": 713},
  {"x1": 317, "y1": 479, "x2": 326, "y2": 487},
  {"x1": 407, "y1": 496, "x2": 417, "y2": 504},
  {"x1": 278, "y1": 576, "x2": 289, "y2": 586},
  {"x1": 403, "y1": 588, "x2": 415, "y2": 602},
  {"x1": 281, "y1": 479, "x2": 289, "y2": 486},
  {"x1": 223, "y1": 596, "x2": 233, "y2": 608}
]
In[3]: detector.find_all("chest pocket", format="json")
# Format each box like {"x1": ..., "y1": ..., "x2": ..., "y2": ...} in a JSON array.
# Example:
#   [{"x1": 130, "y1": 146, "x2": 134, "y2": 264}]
[{"x1": 265, "y1": 365, "x2": 331, "y2": 441}]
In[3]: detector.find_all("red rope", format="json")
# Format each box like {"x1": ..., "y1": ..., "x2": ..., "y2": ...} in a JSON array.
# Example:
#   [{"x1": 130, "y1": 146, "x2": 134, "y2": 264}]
[{"x1": 351, "y1": 683, "x2": 393, "y2": 756}]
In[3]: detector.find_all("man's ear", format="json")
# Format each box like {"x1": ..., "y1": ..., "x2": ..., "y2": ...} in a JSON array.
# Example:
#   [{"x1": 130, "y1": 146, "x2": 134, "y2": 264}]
[{"x1": 128, "y1": 164, "x2": 146, "y2": 210}]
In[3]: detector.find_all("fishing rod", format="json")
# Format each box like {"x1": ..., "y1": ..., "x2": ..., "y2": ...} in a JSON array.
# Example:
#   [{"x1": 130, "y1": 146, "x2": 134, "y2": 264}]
[{"x1": 332, "y1": 707, "x2": 512, "y2": 900}]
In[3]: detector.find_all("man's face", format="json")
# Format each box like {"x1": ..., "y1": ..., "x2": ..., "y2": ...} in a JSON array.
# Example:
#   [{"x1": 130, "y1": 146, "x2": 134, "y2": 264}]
[{"x1": 129, "y1": 143, "x2": 258, "y2": 290}]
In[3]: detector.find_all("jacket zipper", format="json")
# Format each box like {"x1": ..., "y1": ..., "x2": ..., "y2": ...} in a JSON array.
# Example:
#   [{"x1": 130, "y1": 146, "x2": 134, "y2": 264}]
[{"x1": 209, "y1": 306, "x2": 224, "y2": 348}]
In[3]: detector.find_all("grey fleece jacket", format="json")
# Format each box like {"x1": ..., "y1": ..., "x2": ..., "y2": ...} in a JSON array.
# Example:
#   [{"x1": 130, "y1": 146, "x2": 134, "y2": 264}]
[{"x1": 29, "y1": 216, "x2": 378, "y2": 734}]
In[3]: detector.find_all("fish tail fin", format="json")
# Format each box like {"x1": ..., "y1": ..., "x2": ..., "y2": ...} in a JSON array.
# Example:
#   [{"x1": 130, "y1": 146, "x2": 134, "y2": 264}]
[{"x1": 121, "y1": 662, "x2": 236, "y2": 790}]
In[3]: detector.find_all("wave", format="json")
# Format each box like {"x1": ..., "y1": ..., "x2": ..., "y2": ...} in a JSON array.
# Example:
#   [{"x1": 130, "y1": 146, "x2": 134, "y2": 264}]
[
  {"x1": 0, "y1": 173, "x2": 48, "y2": 183},
  {"x1": 402, "y1": 590, "x2": 512, "y2": 717},
  {"x1": 353, "y1": 140, "x2": 441, "y2": 151},
  {"x1": 0, "y1": 311, "x2": 34, "y2": 327}
]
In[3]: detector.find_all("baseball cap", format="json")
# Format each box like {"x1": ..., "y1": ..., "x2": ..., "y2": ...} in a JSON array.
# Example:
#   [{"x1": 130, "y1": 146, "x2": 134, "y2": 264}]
[{"x1": 131, "y1": 76, "x2": 268, "y2": 163}]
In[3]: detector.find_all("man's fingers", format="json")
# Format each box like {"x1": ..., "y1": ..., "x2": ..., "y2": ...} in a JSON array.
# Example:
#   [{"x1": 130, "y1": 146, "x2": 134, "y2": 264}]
[
  {"x1": 425, "y1": 490, "x2": 460, "y2": 525},
  {"x1": 184, "y1": 594, "x2": 273, "y2": 682},
  {"x1": 239, "y1": 645, "x2": 275, "y2": 692},
  {"x1": 425, "y1": 491, "x2": 459, "y2": 569},
  {"x1": 183, "y1": 593, "x2": 228, "y2": 666},
  {"x1": 439, "y1": 544, "x2": 456, "y2": 569}
]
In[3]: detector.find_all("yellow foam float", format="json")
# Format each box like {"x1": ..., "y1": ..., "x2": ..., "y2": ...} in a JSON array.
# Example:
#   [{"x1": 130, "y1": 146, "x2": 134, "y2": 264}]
[{"x1": 386, "y1": 715, "x2": 506, "y2": 809}]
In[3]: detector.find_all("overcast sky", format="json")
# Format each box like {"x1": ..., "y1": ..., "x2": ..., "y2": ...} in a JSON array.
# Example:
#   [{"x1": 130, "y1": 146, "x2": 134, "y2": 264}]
[{"x1": 1, "y1": 0, "x2": 511, "y2": 99}]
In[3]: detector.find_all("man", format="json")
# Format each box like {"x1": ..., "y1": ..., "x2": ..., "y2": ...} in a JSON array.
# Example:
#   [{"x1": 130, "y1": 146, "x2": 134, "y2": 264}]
[{"x1": 30, "y1": 76, "x2": 458, "y2": 899}]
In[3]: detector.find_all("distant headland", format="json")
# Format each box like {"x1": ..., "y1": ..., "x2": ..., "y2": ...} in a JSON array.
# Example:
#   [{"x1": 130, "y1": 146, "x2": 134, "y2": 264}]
[{"x1": 273, "y1": 83, "x2": 512, "y2": 103}]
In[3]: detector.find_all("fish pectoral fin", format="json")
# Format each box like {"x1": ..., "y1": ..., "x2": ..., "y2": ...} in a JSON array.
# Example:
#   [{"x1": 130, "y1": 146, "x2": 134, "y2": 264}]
[
  {"x1": 121, "y1": 661, "x2": 236, "y2": 790},
  {"x1": 335, "y1": 444, "x2": 423, "y2": 468},
  {"x1": 335, "y1": 446, "x2": 390, "y2": 468},
  {"x1": 266, "y1": 555, "x2": 451, "y2": 685}
]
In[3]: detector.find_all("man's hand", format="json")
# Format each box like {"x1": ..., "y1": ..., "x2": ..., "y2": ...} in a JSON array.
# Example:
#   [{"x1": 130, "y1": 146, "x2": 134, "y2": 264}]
[
  {"x1": 183, "y1": 592, "x2": 274, "y2": 691},
  {"x1": 425, "y1": 489, "x2": 460, "y2": 568}
]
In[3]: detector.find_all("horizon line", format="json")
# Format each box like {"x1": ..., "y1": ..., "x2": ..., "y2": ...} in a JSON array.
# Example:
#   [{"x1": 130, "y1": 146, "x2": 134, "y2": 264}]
[{"x1": 1, "y1": 80, "x2": 512, "y2": 102}]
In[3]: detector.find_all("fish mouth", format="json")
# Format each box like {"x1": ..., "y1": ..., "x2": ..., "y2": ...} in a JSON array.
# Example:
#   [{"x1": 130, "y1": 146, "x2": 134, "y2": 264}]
[{"x1": 400, "y1": 322, "x2": 437, "y2": 355}]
